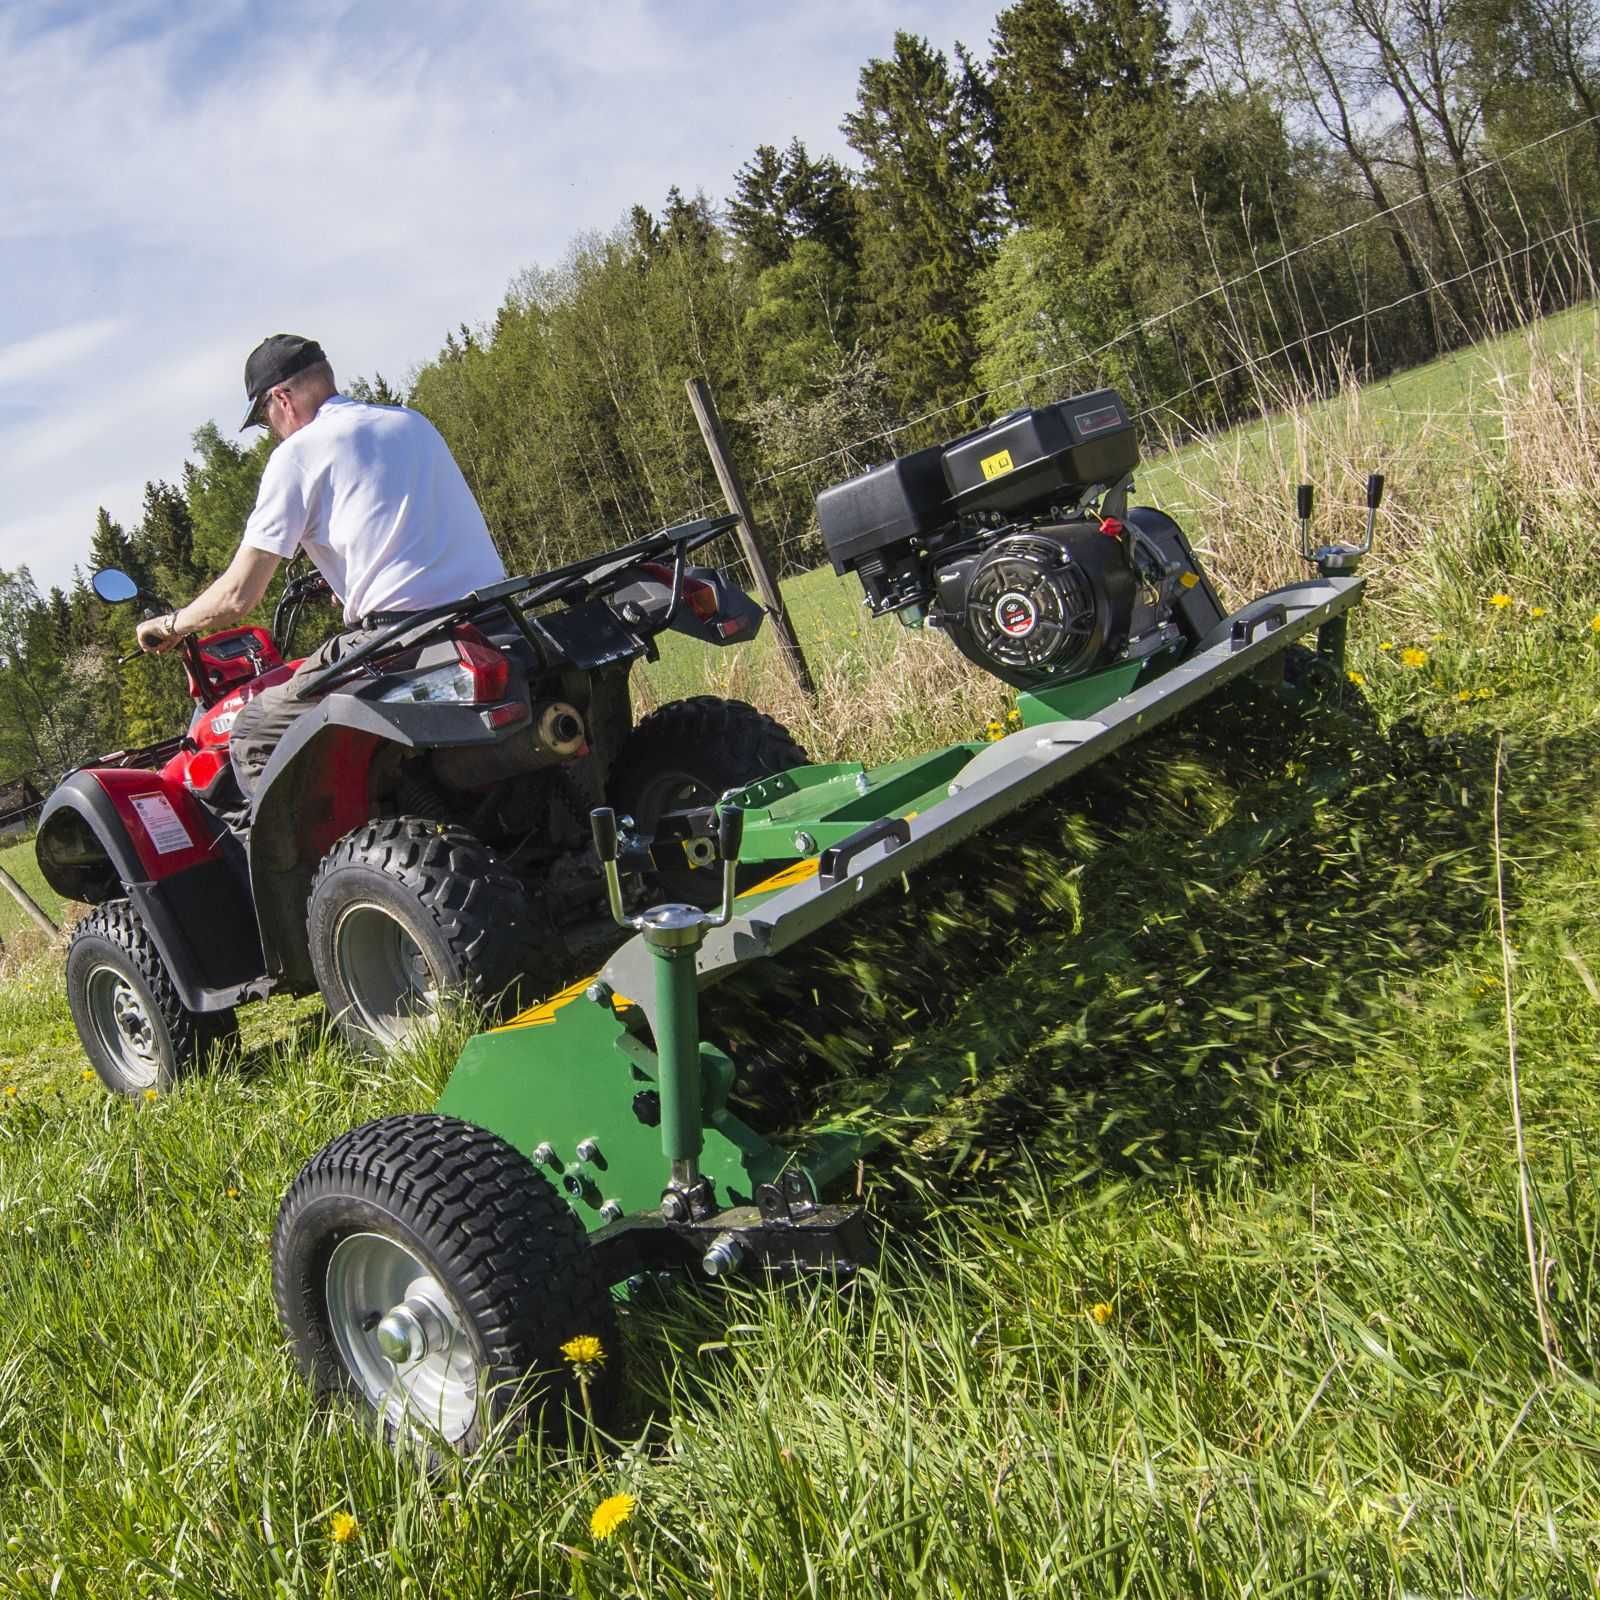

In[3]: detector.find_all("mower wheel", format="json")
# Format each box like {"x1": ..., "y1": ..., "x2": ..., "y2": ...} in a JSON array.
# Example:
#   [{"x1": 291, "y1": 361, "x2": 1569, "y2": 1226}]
[
  {"x1": 273, "y1": 1113, "x2": 619, "y2": 1455},
  {"x1": 65, "y1": 899, "x2": 238, "y2": 1096},
  {"x1": 608, "y1": 695, "x2": 808, "y2": 903},
  {"x1": 307, "y1": 817, "x2": 550, "y2": 1052}
]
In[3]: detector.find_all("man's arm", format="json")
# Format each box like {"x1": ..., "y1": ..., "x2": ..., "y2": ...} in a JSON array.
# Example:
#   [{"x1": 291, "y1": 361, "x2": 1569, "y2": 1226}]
[{"x1": 136, "y1": 544, "x2": 283, "y2": 654}]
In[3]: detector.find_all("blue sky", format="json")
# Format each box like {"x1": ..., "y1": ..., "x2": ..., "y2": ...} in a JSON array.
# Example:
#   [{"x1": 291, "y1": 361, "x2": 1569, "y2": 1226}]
[{"x1": 0, "y1": 0, "x2": 1001, "y2": 595}]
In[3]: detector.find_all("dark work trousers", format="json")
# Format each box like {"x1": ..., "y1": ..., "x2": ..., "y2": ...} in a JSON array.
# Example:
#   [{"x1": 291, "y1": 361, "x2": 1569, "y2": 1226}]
[{"x1": 229, "y1": 624, "x2": 394, "y2": 796}]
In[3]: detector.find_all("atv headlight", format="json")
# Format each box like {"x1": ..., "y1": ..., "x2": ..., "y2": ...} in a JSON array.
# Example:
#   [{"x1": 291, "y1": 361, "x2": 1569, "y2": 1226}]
[{"x1": 374, "y1": 663, "x2": 478, "y2": 704}]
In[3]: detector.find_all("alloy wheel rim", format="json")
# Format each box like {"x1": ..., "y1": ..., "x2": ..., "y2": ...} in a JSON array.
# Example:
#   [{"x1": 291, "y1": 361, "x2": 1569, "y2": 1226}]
[
  {"x1": 84, "y1": 964, "x2": 161, "y2": 1087},
  {"x1": 332, "y1": 902, "x2": 440, "y2": 1046},
  {"x1": 325, "y1": 1231, "x2": 478, "y2": 1443}
]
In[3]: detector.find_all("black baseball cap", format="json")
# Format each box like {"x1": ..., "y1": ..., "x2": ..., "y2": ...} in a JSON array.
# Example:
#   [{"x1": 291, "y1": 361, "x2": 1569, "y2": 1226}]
[{"x1": 241, "y1": 334, "x2": 326, "y2": 430}]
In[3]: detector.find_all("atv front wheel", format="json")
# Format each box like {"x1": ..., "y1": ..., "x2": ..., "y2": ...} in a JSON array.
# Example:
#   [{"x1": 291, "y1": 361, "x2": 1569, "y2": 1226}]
[
  {"x1": 307, "y1": 817, "x2": 551, "y2": 1052},
  {"x1": 272, "y1": 1113, "x2": 620, "y2": 1454},
  {"x1": 66, "y1": 899, "x2": 238, "y2": 1096},
  {"x1": 608, "y1": 696, "x2": 808, "y2": 903}
]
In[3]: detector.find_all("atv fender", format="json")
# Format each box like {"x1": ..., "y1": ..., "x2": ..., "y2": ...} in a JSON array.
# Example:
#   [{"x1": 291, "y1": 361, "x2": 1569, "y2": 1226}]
[
  {"x1": 35, "y1": 770, "x2": 264, "y2": 1012},
  {"x1": 246, "y1": 685, "x2": 542, "y2": 989}
]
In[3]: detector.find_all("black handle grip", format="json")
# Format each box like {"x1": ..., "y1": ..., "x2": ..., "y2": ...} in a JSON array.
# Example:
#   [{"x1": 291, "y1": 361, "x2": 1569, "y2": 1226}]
[
  {"x1": 1296, "y1": 483, "x2": 1313, "y2": 520},
  {"x1": 818, "y1": 816, "x2": 911, "y2": 887},
  {"x1": 590, "y1": 807, "x2": 619, "y2": 863},
  {"x1": 717, "y1": 805, "x2": 744, "y2": 864},
  {"x1": 1367, "y1": 472, "x2": 1385, "y2": 510}
]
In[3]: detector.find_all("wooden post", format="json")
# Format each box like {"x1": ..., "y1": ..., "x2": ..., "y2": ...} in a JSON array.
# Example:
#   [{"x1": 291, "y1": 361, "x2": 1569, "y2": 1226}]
[
  {"x1": 0, "y1": 865, "x2": 58, "y2": 938},
  {"x1": 684, "y1": 377, "x2": 817, "y2": 700}
]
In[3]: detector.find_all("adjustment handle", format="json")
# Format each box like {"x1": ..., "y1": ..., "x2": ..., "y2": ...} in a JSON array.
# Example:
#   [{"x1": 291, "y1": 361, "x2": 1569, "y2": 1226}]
[
  {"x1": 818, "y1": 816, "x2": 912, "y2": 887},
  {"x1": 1366, "y1": 472, "x2": 1385, "y2": 510},
  {"x1": 590, "y1": 807, "x2": 619, "y2": 864},
  {"x1": 1296, "y1": 483, "x2": 1314, "y2": 521},
  {"x1": 717, "y1": 804, "x2": 744, "y2": 865}
]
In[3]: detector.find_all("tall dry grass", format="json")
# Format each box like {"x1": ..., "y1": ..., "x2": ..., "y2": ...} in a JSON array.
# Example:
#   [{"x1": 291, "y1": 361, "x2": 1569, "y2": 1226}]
[{"x1": 645, "y1": 320, "x2": 1600, "y2": 757}]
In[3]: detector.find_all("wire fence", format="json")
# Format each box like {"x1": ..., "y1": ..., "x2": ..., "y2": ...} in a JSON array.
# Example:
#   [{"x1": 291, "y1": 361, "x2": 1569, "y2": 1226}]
[{"x1": 652, "y1": 112, "x2": 1600, "y2": 660}]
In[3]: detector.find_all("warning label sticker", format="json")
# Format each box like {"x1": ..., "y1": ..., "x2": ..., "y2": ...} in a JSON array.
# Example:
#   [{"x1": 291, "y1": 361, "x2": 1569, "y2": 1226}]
[{"x1": 130, "y1": 793, "x2": 192, "y2": 856}]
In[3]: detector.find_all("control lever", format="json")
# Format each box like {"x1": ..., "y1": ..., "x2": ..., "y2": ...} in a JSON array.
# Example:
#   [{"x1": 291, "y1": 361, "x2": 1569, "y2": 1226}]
[
  {"x1": 1296, "y1": 482, "x2": 1314, "y2": 563},
  {"x1": 1359, "y1": 472, "x2": 1384, "y2": 555},
  {"x1": 591, "y1": 804, "x2": 744, "y2": 933}
]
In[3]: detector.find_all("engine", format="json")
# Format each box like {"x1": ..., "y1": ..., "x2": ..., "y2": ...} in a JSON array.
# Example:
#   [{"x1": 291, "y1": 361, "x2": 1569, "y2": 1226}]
[{"x1": 815, "y1": 389, "x2": 1222, "y2": 689}]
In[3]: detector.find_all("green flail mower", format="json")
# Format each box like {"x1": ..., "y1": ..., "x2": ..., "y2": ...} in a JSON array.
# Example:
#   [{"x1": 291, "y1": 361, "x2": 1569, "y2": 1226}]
[{"x1": 270, "y1": 390, "x2": 1383, "y2": 1453}]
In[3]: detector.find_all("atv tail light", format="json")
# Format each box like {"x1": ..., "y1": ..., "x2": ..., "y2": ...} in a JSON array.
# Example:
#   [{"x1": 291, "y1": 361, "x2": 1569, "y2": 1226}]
[
  {"x1": 373, "y1": 633, "x2": 511, "y2": 706},
  {"x1": 642, "y1": 561, "x2": 720, "y2": 622}
]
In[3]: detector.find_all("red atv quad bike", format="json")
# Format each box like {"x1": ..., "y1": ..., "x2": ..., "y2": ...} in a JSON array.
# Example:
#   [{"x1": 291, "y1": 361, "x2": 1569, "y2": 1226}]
[{"x1": 36, "y1": 517, "x2": 807, "y2": 1095}]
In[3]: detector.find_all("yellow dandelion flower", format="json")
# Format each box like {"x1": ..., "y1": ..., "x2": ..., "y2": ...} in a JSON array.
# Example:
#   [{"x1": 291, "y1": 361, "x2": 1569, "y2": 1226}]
[
  {"x1": 1089, "y1": 1301, "x2": 1114, "y2": 1326},
  {"x1": 226, "y1": 1186, "x2": 241, "y2": 1199},
  {"x1": 590, "y1": 1492, "x2": 637, "y2": 1541},
  {"x1": 1379, "y1": 641, "x2": 1395, "y2": 651},
  {"x1": 1346, "y1": 669, "x2": 1366, "y2": 687},
  {"x1": 330, "y1": 1511, "x2": 360, "y2": 1544},
  {"x1": 561, "y1": 1334, "x2": 606, "y2": 1369},
  {"x1": 1004, "y1": 707, "x2": 1022, "y2": 727},
  {"x1": 1456, "y1": 689, "x2": 1473, "y2": 704},
  {"x1": 1399, "y1": 646, "x2": 1428, "y2": 668},
  {"x1": 984, "y1": 720, "x2": 1004, "y2": 742},
  {"x1": 143, "y1": 1087, "x2": 159, "y2": 1102},
  {"x1": 80, "y1": 1068, "x2": 95, "y2": 1082},
  {"x1": 1530, "y1": 606, "x2": 1547, "y2": 619},
  {"x1": 2, "y1": 1085, "x2": 16, "y2": 1098},
  {"x1": 1590, "y1": 614, "x2": 1600, "y2": 634},
  {"x1": 1476, "y1": 686, "x2": 1492, "y2": 700},
  {"x1": 1488, "y1": 592, "x2": 1512, "y2": 609}
]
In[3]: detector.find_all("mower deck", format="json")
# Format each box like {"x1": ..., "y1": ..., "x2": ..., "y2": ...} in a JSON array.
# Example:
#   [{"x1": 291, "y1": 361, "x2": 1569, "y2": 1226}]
[{"x1": 434, "y1": 571, "x2": 1363, "y2": 1277}]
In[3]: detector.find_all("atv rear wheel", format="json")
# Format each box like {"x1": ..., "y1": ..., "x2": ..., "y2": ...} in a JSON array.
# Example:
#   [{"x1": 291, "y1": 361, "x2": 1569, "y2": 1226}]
[
  {"x1": 308, "y1": 817, "x2": 551, "y2": 1052},
  {"x1": 609, "y1": 695, "x2": 808, "y2": 904},
  {"x1": 66, "y1": 899, "x2": 238, "y2": 1096},
  {"x1": 272, "y1": 1113, "x2": 620, "y2": 1455}
]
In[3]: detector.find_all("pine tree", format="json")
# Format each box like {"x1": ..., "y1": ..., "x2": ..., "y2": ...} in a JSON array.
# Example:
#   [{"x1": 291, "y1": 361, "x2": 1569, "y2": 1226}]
[{"x1": 843, "y1": 31, "x2": 1001, "y2": 410}]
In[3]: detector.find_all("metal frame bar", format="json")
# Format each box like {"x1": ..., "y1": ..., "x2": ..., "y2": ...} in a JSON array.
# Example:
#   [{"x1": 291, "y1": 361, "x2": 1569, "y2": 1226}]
[{"x1": 600, "y1": 574, "x2": 1363, "y2": 1040}]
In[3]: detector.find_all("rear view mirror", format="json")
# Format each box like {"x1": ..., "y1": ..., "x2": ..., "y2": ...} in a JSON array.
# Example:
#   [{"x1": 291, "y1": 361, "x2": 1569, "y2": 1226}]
[{"x1": 92, "y1": 568, "x2": 139, "y2": 605}]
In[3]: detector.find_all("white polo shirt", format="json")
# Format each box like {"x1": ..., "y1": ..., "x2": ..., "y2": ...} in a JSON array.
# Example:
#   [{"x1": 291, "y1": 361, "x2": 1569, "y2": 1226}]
[{"x1": 241, "y1": 395, "x2": 507, "y2": 624}]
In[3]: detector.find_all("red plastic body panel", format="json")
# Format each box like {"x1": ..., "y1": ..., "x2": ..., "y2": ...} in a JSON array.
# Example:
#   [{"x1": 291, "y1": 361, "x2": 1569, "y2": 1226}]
[
  {"x1": 83, "y1": 767, "x2": 224, "y2": 881},
  {"x1": 160, "y1": 658, "x2": 305, "y2": 795},
  {"x1": 182, "y1": 626, "x2": 283, "y2": 700}
]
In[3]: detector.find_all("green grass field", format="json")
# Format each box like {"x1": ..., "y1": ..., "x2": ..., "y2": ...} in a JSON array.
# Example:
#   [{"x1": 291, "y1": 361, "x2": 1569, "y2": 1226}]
[{"x1": 3, "y1": 311, "x2": 1600, "y2": 1594}]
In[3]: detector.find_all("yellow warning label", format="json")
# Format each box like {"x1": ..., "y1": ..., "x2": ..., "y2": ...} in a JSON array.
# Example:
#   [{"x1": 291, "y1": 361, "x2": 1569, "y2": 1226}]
[
  {"x1": 980, "y1": 448, "x2": 1015, "y2": 480},
  {"x1": 491, "y1": 974, "x2": 635, "y2": 1032},
  {"x1": 1179, "y1": 571, "x2": 1200, "y2": 589}
]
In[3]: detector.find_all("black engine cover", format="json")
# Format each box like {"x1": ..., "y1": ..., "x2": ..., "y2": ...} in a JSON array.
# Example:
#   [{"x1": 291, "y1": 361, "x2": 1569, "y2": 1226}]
[{"x1": 932, "y1": 521, "x2": 1136, "y2": 689}]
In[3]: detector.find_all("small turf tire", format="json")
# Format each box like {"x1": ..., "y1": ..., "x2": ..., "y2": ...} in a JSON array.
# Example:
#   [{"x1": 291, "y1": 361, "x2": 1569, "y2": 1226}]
[
  {"x1": 608, "y1": 696, "x2": 808, "y2": 903},
  {"x1": 307, "y1": 817, "x2": 547, "y2": 1052},
  {"x1": 272, "y1": 1113, "x2": 620, "y2": 1456},
  {"x1": 65, "y1": 899, "x2": 238, "y2": 1097}
]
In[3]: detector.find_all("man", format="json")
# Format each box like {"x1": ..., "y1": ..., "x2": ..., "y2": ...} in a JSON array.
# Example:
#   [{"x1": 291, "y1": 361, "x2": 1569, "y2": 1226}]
[{"x1": 138, "y1": 334, "x2": 507, "y2": 796}]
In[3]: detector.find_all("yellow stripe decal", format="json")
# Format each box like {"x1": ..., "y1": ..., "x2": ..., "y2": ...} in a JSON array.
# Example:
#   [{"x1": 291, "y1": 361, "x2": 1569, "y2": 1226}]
[
  {"x1": 738, "y1": 857, "x2": 820, "y2": 897},
  {"x1": 491, "y1": 973, "x2": 634, "y2": 1032}
]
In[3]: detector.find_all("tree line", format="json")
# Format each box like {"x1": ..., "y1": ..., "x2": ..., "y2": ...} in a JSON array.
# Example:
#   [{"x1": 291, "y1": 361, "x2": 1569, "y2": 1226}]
[{"x1": 4, "y1": 0, "x2": 1597, "y2": 788}]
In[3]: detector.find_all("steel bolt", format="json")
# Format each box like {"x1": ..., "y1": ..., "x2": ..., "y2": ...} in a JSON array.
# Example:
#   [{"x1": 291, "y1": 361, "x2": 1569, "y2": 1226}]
[
  {"x1": 532, "y1": 1142, "x2": 556, "y2": 1167},
  {"x1": 576, "y1": 1139, "x2": 600, "y2": 1163},
  {"x1": 854, "y1": 771, "x2": 871, "y2": 796},
  {"x1": 793, "y1": 830, "x2": 816, "y2": 854},
  {"x1": 585, "y1": 981, "x2": 613, "y2": 1006},
  {"x1": 660, "y1": 1189, "x2": 690, "y2": 1223},
  {"x1": 599, "y1": 1200, "x2": 624, "y2": 1222},
  {"x1": 375, "y1": 1305, "x2": 425, "y2": 1365},
  {"x1": 701, "y1": 1232, "x2": 746, "y2": 1279}
]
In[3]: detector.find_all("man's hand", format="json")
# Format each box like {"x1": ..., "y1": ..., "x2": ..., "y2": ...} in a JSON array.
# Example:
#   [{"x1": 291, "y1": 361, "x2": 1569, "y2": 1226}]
[{"x1": 136, "y1": 613, "x2": 184, "y2": 654}]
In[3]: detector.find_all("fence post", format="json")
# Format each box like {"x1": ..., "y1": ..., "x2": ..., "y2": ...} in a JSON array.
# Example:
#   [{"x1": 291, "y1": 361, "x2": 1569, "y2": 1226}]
[
  {"x1": 684, "y1": 377, "x2": 817, "y2": 701},
  {"x1": 0, "y1": 865, "x2": 58, "y2": 938}
]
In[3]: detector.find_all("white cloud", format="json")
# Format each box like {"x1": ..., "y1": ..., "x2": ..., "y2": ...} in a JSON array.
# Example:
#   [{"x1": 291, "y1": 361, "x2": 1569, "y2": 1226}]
[
  {"x1": 0, "y1": 0, "x2": 1001, "y2": 592},
  {"x1": 0, "y1": 318, "x2": 125, "y2": 388}
]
